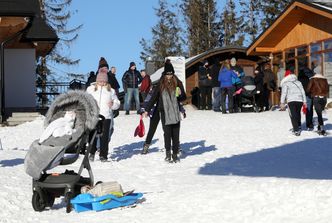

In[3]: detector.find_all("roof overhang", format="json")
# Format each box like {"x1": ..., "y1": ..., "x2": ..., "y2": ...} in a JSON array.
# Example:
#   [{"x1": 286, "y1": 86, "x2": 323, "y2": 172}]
[
  {"x1": 0, "y1": 0, "x2": 58, "y2": 57},
  {"x1": 151, "y1": 47, "x2": 262, "y2": 83},
  {"x1": 247, "y1": 0, "x2": 332, "y2": 55}
]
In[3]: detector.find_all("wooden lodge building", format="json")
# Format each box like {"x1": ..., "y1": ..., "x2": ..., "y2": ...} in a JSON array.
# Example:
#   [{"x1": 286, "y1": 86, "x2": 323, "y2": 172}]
[
  {"x1": 0, "y1": 0, "x2": 58, "y2": 122},
  {"x1": 151, "y1": 0, "x2": 332, "y2": 104},
  {"x1": 1, "y1": 0, "x2": 332, "y2": 121},
  {"x1": 247, "y1": 0, "x2": 332, "y2": 98}
]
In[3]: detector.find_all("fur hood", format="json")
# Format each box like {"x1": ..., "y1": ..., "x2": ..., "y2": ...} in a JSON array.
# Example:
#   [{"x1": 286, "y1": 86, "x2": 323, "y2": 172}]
[
  {"x1": 310, "y1": 73, "x2": 327, "y2": 79},
  {"x1": 44, "y1": 90, "x2": 99, "y2": 130}
]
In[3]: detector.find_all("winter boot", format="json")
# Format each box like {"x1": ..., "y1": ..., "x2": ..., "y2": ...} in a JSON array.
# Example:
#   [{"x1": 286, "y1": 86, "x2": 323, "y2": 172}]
[
  {"x1": 318, "y1": 125, "x2": 327, "y2": 136},
  {"x1": 165, "y1": 151, "x2": 172, "y2": 162},
  {"x1": 141, "y1": 143, "x2": 150, "y2": 155},
  {"x1": 172, "y1": 146, "x2": 180, "y2": 163},
  {"x1": 172, "y1": 153, "x2": 179, "y2": 163}
]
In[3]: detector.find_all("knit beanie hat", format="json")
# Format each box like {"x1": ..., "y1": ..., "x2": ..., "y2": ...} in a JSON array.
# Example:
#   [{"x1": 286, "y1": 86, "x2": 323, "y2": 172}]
[
  {"x1": 129, "y1": 62, "x2": 136, "y2": 68},
  {"x1": 164, "y1": 61, "x2": 174, "y2": 75},
  {"x1": 284, "y1": 70, "x2": 292, "y2": 77},
  {"x1": 96, "y1": 67, "x2": 108, "y2": 82},
  {"x1": 98, "y1": 57, "x2": 109, "y2": 69}
]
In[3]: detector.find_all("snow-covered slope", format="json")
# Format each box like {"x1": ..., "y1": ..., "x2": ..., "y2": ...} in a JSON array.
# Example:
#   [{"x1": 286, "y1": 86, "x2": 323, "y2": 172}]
[{"x1": 0, "y1": 107, "x2": 332, "y2": 223}]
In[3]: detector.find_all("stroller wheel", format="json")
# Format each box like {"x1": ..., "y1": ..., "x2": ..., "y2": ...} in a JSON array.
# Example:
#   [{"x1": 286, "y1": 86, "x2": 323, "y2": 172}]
[{"x1": 32, "y1": 191, "x2": 46, "y2": 212}]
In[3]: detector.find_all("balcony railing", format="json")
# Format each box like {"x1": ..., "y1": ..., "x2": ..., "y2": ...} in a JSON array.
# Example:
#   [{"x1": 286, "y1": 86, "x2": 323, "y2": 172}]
[{"x1": 36, "y1": 79, "x2": 86, "y2": 108}]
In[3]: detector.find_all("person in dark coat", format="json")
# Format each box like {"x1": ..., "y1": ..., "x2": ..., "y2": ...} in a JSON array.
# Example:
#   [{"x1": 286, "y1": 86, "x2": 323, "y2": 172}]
[
  {"x1": 298, "y1": 66, "x2": 314, "y2": 129},
  {"x1": 143, "y1": 61, "x2": 186, "y2": 162},
  {"x1": 86, "y1": 71, "x2": 96, "y2": 89},
  {"x1": 307, "y1": 72, "x2": 329, "y2": 135},
  {"x1": 254, "y1": 66, "x2": 264, "y2": 112},
  {"x1": 198, "y1": 60, "x2": 212, "y2": 110},
  {"x1": 108, "y1": 66, "x2": 120, "y2": 96},
  {"x1": 122, "y1": 62, "x2": 142, "y2": 115},
  {"x1": 210, "y1": 60, "x2": 221, "y2": 112},
  {"x1": 262, "y1": 63, "x2": 277, "y2": 111}
]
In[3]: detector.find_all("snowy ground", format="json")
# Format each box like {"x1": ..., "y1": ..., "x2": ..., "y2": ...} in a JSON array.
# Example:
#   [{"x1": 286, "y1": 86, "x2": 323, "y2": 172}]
[{"x1": 0, "y1": 106, "x2": 332, "y2": 223}]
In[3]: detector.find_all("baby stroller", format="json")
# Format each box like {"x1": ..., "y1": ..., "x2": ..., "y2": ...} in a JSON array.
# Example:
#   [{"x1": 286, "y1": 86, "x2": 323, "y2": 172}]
[
  {"x1": 240, "y1": 76, "x2": 257, "y2": 112},
  {"x1": 24, "y1": 91, "x2": 101, "y2": 213}
]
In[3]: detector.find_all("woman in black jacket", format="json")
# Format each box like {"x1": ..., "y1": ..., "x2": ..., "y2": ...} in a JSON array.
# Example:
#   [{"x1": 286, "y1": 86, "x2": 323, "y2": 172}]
[{"x1": 144, "y1": 61, "x2": 186, "y2": 162}]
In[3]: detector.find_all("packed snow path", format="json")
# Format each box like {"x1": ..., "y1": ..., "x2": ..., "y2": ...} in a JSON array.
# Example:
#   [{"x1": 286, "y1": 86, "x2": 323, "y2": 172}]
[{"x1": 0, "y1": 106, "x2": 332, "y2": 223}]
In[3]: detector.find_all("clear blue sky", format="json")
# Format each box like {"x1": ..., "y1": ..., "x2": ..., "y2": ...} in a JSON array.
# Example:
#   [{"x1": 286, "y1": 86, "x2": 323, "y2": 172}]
[
  {"x1": 52, "y1": 0, "x2": 227, "y2": 85},
  {"x1": 52, "y1": 1, "x2": 172, "y2": 83}
]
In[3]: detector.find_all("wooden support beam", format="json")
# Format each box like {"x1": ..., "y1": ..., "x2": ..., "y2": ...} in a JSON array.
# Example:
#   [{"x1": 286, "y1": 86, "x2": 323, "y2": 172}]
[{"x1": 255, "y1": 47, "x2": 276, "y2": 53}]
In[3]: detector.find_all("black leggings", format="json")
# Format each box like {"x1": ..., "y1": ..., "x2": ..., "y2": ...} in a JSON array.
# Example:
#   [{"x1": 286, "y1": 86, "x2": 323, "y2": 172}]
[
  {"x1": 288, "y1": 101, "x2": 303, "y2": 131},
  {"x1": 160, "y1": 112, "x2": 180, "y2": 154},
  {"x1": 200, "y1": 86, "x2": 212, "y2": 109},
  {"x1": 221, "y1": 87, "x2": 234, "y2": 112},
  {"x1": 313, "y1": 97, "x2": 327, "y2": 126},
  {"x1": 90, "y1": 119, "x2": 111, "y2": 159},
  {"x1": 145, "y1": 108, "x2": 160, "y2": 145}
]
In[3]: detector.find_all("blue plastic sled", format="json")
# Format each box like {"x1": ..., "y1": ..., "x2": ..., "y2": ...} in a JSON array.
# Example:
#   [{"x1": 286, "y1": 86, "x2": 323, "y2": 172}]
[{"x1": 71, "y1": 193, "x2": 143, "y2": 212}]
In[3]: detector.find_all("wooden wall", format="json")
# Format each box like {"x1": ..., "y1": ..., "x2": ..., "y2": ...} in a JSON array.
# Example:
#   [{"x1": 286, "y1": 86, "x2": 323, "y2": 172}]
[{"x1": 274, "y1": 13, "x2": 332, "y2": 51}]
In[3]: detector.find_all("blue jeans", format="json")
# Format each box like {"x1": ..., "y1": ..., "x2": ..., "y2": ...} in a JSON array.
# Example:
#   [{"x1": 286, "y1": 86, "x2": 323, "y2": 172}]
[
  {"x1": 212, "y1": 87, "x2": 221, "y2": 111},
  {"x1": 124, "y1": 88, "x2": 140, "y2": 111}
]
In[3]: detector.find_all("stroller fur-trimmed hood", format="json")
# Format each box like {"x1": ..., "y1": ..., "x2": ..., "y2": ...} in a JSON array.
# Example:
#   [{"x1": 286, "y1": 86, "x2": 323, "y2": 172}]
[{"x1": 44, "y1": 90, "x2": 99, "y2": 130}]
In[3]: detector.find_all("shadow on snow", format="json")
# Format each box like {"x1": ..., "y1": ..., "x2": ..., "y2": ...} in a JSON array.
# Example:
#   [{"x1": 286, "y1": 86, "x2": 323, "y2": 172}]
[
  {"x1": 199, "y1": 137, "x2": 332, "y2": 180},
  {"x1": 0, "y1": 158, "x2": 24, "y2": 167},
  {"x1": 110, "y1": 139, "x2": 216, "y2": 161},
  {"x1": 110, "y1": 139, "x2": 159, "y2": 161},
  {"x1": 180, "y1": 140, "x2": 217, "y2": 159}
]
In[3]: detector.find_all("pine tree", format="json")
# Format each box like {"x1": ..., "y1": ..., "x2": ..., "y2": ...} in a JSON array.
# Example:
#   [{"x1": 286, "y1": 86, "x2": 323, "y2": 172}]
[
  {"x1": 36, "y1": 0, "x2": 82, "y2": 106},
  {"x1": 140, "y1": 0, "x2": 184, "y2": 69},
  {"x1": 239, "y1": 0, "x2": 261, "y2": 44},
  {"x1": 39, "y1": 0, "x2": 82, "y2": 67},
  {"x1": 260, "y1": 0, "x2": 292, "y2": 29},
  {"x1": 181, "y1": 0, "x2": 220, "y2": 57},
  {"x1": 220, "y1": 0, "x2": 244, "y2": 47}
]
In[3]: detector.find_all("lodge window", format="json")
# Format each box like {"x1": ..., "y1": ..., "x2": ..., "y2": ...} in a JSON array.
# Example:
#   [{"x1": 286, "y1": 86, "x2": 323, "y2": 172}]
[
  {"x1": 273, "y1": 39, "x2": 332, "y2": 97},
  {"x1": 311, "y1": 43, "x2": 321, "y2": 53},
  {"x1": 324, "y1": 39, "x2": 332, "y2": 50}
]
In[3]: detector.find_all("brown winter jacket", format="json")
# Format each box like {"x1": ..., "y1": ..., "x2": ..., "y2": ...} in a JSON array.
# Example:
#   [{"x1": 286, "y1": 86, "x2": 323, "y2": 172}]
[{"x1": 307, "y1": 74, "x2": 329, "y2": 97}]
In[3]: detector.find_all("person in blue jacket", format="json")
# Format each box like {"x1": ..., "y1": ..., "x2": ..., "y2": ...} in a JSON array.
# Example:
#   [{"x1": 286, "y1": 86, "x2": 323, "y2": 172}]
[{"x1": 218, "y1": 60, "x2": 238, "y2": 114}]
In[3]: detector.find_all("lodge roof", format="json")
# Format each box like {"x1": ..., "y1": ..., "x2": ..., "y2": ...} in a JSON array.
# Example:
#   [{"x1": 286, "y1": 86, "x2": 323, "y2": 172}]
[
  {"x1": 0, "y1": 0, "x2": 37, "y2": 16},
  {"x1": 0, "y1": 0, "x2": 58, "y2": 53},
  {"x1": 247, "y1": 0, "x2": 332, "y2": 55},
  {"x1": 150, "y1": 46, "x2": 261, "y2": 83}
]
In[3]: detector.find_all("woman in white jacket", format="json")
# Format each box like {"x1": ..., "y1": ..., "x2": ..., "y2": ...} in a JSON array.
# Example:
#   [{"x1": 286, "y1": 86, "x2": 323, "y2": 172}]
[
  {"x1": 280, "y1": 70, "x2": 307, "y2": 136},
  {"x1": 86, "y1": 67, "x2": 120, "y2": 162}
]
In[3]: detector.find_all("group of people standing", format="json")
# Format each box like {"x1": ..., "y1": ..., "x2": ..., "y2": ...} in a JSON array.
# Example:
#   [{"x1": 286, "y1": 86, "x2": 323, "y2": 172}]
[
  {"x1": 121, "y1": 62, "x2": 152, "y2": 115},
  {"x1": 196, "y1": 56, "x2": 329, "y2": 136},
  {"x1": 197, "y1": 57, "x2": 274, "y2": 114},
  {"x1": 85, "y1": 57, "x2": 152, "y2": 162},
  {"x1": 85, "y1": 57, "x2": 185, "y2": 163}
]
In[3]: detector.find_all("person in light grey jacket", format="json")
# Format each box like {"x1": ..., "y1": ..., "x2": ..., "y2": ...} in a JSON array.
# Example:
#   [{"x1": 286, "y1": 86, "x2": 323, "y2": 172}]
[{"x1": 280, "y1": 71, "x2": 307, "y2": 136}]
